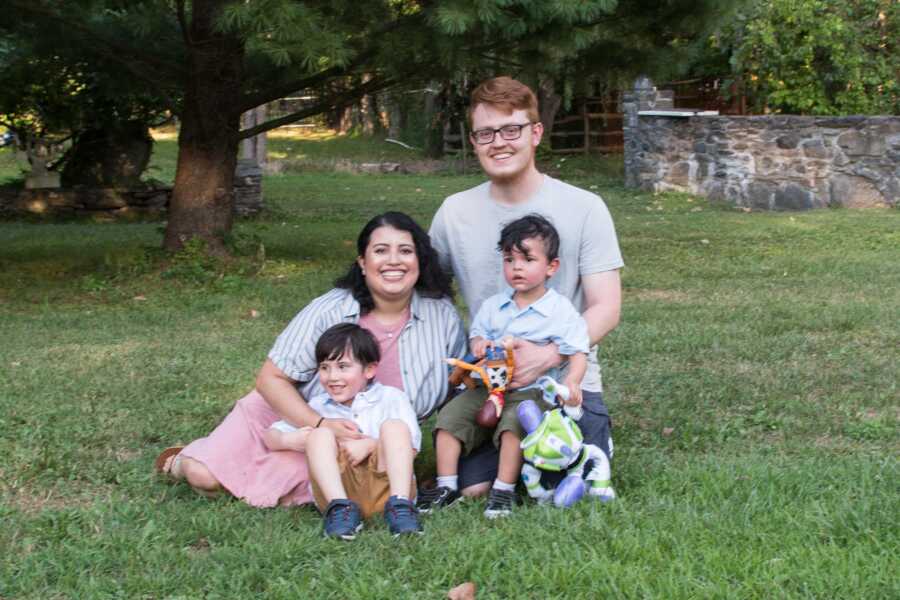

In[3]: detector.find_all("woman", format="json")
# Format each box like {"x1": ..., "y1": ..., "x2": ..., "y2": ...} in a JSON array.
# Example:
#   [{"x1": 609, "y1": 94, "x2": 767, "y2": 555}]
[{"x1": 156, "y1": 212, "x2": 466, "y2": 507}]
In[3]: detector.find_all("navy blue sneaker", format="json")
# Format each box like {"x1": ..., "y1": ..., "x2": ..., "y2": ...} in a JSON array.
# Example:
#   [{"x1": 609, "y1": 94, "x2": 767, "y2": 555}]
[
  {"x1": 323, "y1": 499, "x2": 363, "y2": 540},
  {"x1": 384, "y1": 496, "x2": 423, "y2": 536}
]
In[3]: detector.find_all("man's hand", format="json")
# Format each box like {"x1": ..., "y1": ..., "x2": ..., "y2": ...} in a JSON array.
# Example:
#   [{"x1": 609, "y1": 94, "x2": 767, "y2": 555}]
[
  {"x1": 321, "y1": 418, "x2": 365, "y2": 441},
  {"x1": 340, "y1": 437, "x2": 376, "y2": 466},
  {"x1": 508, "y1": 339, "x2": 562, "y2": 389}
]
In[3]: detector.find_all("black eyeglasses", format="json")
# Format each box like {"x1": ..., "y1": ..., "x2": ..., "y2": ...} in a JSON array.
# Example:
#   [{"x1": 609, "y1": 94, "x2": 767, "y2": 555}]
[{"x1": 469, "y1": 122, "x2": 535, "y2": 145}]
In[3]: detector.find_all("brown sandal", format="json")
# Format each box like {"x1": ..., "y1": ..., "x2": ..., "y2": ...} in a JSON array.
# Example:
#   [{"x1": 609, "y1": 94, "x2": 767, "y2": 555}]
[{"x1": 154, "y1": 446, "x2": 184, "y2": 476}]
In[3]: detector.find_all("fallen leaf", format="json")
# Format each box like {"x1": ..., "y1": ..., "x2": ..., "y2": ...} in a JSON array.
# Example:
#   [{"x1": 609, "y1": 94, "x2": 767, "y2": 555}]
[
  {"x1": 447, "y1": 582, "x2": 476, "y2": 600},
  {"x1": 662, "y1": 427, "x2": 675, "y2": 436}
]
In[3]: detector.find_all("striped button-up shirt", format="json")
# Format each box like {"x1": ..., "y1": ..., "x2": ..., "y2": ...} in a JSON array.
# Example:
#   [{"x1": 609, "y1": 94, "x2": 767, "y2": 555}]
[{"x1": 268, "y1": 288, "x2": 466, "y2": 419}]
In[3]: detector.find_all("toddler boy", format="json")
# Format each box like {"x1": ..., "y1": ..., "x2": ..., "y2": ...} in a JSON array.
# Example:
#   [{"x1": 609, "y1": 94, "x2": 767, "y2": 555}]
[{"x1": 418, "y1": 214, "x2": 589, "y2": 518}]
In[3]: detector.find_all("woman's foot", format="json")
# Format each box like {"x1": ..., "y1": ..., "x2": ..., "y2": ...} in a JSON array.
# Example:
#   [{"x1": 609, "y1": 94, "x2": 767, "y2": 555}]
[{"x1": 154, "y1": 446, "x2": 185, "y2": 480}]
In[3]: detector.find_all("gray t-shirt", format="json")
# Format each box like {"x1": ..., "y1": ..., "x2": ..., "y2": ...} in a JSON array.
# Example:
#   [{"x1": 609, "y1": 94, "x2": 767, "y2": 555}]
[{"x1": 429, "y1": 175, "x2": 624, "y2": 392}]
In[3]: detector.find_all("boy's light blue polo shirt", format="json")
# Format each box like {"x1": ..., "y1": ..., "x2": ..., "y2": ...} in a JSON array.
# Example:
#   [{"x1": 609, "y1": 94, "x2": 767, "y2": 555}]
[{"x1": 468, "y1": 287, "x2": 590, "y2": 390}]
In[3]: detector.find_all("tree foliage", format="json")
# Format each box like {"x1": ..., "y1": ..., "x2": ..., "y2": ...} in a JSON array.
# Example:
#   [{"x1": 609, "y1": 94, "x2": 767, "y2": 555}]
[
  {"x1": 712, "y1": 0, "x2": 899, "y2": 115},
  {"x1": 3, "y1": 1, "x2": 732, "y2": 250}
]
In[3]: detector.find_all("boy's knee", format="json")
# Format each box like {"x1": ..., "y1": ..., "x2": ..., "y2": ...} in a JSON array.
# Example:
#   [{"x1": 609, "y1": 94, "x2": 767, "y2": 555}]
[
  {"x1": 306, "y1": 426, "x2": 337, "y2": 448},
  {"x1": 379, "y1": 419, "x2": 411, "y2": 438}
]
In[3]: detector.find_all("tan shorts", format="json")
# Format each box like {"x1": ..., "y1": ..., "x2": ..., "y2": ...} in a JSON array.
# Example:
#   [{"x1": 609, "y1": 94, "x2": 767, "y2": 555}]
[{"x1": 310, "y1": 451, "x2": 416, "y2": 519}]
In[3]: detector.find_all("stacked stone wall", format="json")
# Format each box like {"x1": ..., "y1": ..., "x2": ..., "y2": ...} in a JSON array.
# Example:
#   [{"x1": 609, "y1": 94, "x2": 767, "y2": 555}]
[
  {"x1": 0, "y1": 160, "x2": 264, "y2": 218},
  {"x1": 624, "y1": 108, "x2": 899, "y2": 209}
]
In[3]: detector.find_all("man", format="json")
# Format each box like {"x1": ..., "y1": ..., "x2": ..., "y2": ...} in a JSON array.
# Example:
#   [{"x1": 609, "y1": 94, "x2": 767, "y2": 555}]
[{"x1": 423, "y1": 76, "x2": 624, "y2": 514}]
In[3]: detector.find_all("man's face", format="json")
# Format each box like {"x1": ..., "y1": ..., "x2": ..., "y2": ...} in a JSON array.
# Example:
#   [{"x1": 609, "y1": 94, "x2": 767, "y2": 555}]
[{"x1": 470, "y1": 104, "x2": 543, "y2": 183}]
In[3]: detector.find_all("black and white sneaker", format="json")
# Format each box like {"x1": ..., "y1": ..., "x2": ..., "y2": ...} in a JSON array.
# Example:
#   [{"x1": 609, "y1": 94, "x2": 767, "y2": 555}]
[
  {"x1": 415, "y1": 486, "x2": 462, "y2": 514},
  {"x1": 483, "y1": 488, "x2": 517, "y2": 519}
]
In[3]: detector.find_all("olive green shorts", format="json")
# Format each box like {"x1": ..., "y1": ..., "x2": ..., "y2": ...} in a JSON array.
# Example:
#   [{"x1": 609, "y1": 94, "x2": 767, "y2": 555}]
[{"x1": 435, "y1": 385, "x2": 542, "y2": 454}]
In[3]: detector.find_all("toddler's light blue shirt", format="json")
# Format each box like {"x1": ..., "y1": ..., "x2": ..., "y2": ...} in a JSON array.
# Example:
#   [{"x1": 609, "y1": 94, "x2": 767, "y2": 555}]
[{"x1": 469, "y1": 287, "x2": 590, "y2": 390}]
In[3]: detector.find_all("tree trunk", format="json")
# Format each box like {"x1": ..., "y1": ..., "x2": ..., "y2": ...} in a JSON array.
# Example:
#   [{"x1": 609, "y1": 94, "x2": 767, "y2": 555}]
[
  {"x1": 538, "y1": 78, "x2": 562, "y2": 151},
  {"x1": 163, "y1": 0, "x2": 244, "y2": 255},
  {"x1": 423, "y1": 82, "x2": 446, "y2": 159}
]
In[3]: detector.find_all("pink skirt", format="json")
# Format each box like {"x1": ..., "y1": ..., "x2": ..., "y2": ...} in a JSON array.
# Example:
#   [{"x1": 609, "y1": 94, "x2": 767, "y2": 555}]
[{"x1": 180, "y1": 389, "x2": 313, "y2": 507}]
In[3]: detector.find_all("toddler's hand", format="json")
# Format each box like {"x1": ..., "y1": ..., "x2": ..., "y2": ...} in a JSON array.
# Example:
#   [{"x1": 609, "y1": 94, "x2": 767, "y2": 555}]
[
  {"x1": 340, "y1": 437, "x2": 375, "y2": 466},
  {"x1": 562, "y1": 378, "x2": 583, "y2": 407},
  {"x1": 470, "y1": 337, "x2": 489, "y2": 359}
]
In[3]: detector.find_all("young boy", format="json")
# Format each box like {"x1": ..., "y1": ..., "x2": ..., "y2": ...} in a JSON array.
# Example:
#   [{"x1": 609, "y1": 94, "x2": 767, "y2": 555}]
[
  {"x1": 418, "y1": 214, "x2": 589, "y2": 518},
  {"x1": 263, "y1": 323, "x2": 422, "y2": 539}
]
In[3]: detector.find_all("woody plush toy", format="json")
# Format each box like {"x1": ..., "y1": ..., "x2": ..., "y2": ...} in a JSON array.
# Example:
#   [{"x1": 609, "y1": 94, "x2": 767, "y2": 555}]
[{"x1": 446, "y1": 340, "x2": 516, "y2": 428}]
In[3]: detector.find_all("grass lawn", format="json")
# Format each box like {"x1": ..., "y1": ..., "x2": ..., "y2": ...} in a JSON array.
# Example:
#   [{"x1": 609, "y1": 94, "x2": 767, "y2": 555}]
[{"x1": 1, "y1": 132, "x2": 898, "y2": 599}]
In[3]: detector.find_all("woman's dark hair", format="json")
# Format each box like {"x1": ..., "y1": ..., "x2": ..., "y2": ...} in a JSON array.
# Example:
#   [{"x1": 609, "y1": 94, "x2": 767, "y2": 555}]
[
  {"x1": 498, "y1": 213, "x2": 560, "y2": 261},
  {"x1": 315, "y1": 323, "x2": 380, "y2": 366},
  {"x1": 335, "y1": 211, "x2": 453, "y2": 313}
]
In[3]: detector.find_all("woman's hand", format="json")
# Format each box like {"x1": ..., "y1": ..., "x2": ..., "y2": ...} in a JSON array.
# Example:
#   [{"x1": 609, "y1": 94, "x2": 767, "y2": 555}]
[
  {"x1": 321, "y1": 418, "x2": 366, "y2": 441},
  {"x1": 340, "y1": 437, "x2": 376, "y2": 466}
]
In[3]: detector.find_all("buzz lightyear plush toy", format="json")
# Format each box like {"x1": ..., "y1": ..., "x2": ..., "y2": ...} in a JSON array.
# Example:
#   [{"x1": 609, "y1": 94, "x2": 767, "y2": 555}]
[{"x1": 517, "y1": 376, "x2": 616, "y2": 507}]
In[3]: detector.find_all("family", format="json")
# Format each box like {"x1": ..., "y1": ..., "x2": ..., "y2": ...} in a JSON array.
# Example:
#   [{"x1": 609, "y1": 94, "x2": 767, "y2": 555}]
[{"x1": 156, "y1": 76, "x2": 624, "y2": 540}]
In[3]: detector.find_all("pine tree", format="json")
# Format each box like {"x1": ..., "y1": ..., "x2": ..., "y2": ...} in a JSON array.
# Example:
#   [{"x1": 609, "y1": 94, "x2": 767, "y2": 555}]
[{"x1": 4, "y1": 1, "x2": 731, "y2": 253}]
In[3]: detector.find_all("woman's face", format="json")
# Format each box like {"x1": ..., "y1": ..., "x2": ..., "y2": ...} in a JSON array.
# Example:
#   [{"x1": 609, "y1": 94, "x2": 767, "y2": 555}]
[{"x1": 358, "y1": 225, "x2": 420, "y2": 305}]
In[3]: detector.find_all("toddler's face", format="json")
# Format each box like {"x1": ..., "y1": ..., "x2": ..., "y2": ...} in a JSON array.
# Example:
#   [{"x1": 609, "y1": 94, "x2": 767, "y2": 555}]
[
  {"x1": 502, "y1": 237, "x2": 557, "y2": 294},
  {"x1": 317, "y1": 350, "x2": 376, "y2": 404}
]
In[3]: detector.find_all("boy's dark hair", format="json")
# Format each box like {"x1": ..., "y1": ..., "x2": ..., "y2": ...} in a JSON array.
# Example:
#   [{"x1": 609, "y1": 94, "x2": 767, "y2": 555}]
[
  {"x1": 315, "y1": 323, "x2": 380, "y2": 367},
  {"x1": 497, "y1": 214, "x2": 560, "y2": 261}
]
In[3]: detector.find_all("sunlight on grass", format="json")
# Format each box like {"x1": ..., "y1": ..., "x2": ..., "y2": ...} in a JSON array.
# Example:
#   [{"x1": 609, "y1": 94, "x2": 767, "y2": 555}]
[{"x1": 2, "y1": 150, "x2": 898, "y2": 597}]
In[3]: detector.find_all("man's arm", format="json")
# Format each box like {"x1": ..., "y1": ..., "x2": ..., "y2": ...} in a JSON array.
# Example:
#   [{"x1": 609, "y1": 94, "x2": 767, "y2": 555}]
[
  {"x1": 581, "y1": 269, "x2": 621, "y2": 344},
  {"x1": 508, "y1": 269, "x2": 621, "y2": 388}
]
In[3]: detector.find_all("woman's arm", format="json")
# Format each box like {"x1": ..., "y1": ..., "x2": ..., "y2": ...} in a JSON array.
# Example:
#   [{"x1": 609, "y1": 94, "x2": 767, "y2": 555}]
[{"x1": 256, "y1": 359, "x2": 363, "y2": 440}]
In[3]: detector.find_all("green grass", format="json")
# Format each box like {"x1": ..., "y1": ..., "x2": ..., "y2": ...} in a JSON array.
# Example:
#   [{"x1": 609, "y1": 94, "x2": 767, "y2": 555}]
[{"x1": 1, "y1": 136, "x2": 898, "y2": 598}]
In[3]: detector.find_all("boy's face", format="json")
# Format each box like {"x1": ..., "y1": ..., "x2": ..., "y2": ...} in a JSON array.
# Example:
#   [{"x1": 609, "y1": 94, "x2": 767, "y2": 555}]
[
  {"x1": 317, "y1": 349, "x2": 377, "y2": 404},
  {"x1": 502, "y1": 237, "x2": 559, "y2": 295},
  {"x1": 470, "y1": 104, "x2": 542, "y2": 183}
]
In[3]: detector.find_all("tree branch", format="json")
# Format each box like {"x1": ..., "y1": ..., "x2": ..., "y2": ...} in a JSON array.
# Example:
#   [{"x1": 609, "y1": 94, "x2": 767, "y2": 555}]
[
  {"x1": 238, "y1": 57, "x2": 368, "y2": 113},
  {"x1": 237, "y1": 75, "x2": 398, "y2": 140},
  {"x1": 8, "y1": 0, "x2": 187, "y2": 85},
  {"x1": 175, "y1": 0, "x2": 192, "y2": 46}
]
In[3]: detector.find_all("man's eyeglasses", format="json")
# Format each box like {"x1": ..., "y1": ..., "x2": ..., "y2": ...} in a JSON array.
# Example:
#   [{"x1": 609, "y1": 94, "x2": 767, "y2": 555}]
[{"x1": 469, "y1": 123, "x2": 535, "y2": 145}]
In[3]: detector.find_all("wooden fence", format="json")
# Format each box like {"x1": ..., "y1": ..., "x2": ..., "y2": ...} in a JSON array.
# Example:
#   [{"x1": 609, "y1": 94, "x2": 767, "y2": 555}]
[
  {"x1": 443, "y1": 77, "x2": 744, "y2": 156},
  {"x1": 443, "y1": 95, "x2": 624, "y2": 156}
]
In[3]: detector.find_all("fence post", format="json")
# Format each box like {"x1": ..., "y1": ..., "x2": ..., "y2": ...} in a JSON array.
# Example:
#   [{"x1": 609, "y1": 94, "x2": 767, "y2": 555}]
[
  {"x1": 240, "y1": 105, "x2": 267, "y2": 168},
  {"x1": 623, "y1": 76, "x2": 656, "y2": 188},
  {"x1": 582, "y1": 100, "x2": 590, "y2": 156}
]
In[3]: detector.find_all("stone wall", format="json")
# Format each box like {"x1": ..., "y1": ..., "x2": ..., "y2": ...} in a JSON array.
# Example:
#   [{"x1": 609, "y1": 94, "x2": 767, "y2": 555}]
[
  {"x1": 623, "y1": 91, "x2": 899, "y2": 209},
  {"x1": 0, "y1": 160, "x2": 264, "y2": 218},
  {"x1": 0, "y1": 187, "x2": 170, "y2": 218}
]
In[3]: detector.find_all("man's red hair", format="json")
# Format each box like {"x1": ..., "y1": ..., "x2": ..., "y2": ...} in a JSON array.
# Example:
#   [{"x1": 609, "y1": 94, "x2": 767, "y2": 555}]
[{"x1": 468, "y1": 76, "x2": 540, "y2": 126}]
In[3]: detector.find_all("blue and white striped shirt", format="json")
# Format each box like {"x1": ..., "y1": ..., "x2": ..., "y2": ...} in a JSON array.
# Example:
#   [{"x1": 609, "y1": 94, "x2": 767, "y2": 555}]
[{"x1": 268, "y1": 288, "x2": 467, "y2": 419}]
